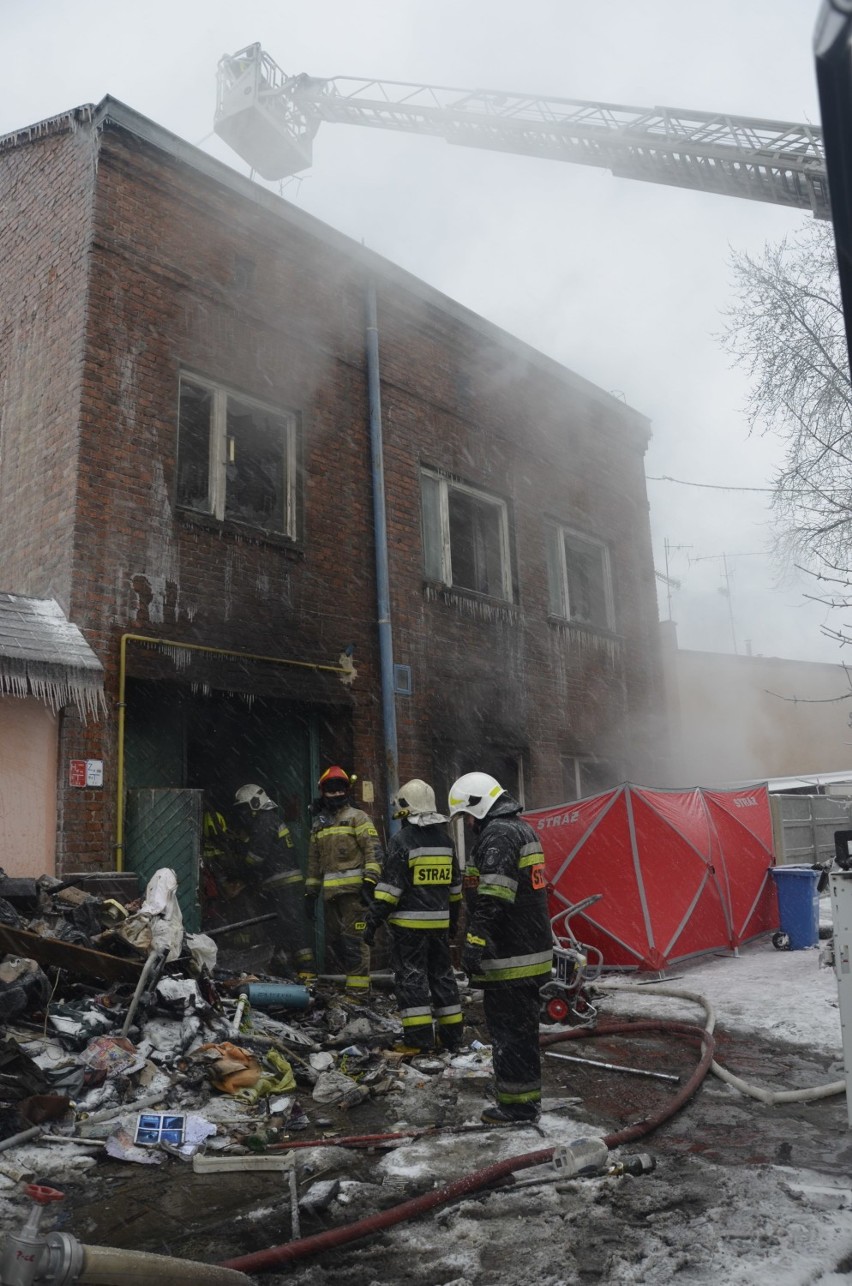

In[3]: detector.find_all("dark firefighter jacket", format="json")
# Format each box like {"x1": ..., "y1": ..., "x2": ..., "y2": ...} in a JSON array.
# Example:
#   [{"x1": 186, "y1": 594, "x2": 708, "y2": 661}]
[
  {"x1": 370, "y1": 820, "x2": 463, "y2": 931},
  {"x1": 306, "y1": 803, "x2": 383, "y2": 901},
  {"x1": 244, "y1": 809, "x2": 300, "y2": 888},
  {"x1": 465, "y1": 793, "x2": 552, "y2": 986}
]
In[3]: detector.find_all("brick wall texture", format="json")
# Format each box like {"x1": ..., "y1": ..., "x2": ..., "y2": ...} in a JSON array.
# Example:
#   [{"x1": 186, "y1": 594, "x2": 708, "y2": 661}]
[{"x1": 0, "y1": 106, "x2": 666, "y2": 872}]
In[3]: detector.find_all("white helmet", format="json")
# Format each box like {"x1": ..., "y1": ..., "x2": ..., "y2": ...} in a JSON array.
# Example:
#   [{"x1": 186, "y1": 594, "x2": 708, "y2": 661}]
[
  {"x1": 448, "y1": 772, "x2": 504, "y2": 820},
  {"x1": 393, "y1": 779, "x2": 437, "y2": 819},
  {"x1": 234, "y1": 783, "x2": 275, "y2": 812}
]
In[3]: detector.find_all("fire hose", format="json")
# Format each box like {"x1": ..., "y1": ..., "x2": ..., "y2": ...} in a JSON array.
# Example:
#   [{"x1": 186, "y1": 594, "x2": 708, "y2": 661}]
[
  {"x1": 219, "y1": 1016, "x2": 716, "y2": 1275},
  {"x1": 9, "y1": 981, "x2": 831, "y2": 1280},
  {"x1": 217, "y1": 986, "x2": 842, "y2": 1274},
  {"x1": 596, "y1": 981, "x2": 847, "y2": 1104}
]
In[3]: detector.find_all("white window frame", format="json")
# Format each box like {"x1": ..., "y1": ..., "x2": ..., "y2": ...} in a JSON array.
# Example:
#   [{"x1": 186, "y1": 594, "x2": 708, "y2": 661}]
[
  {"x1": 562, "y1": 754, "x2": 618, "y2": 802},
  {"x1": 177, "y1": 373, "x2": 297, "y2": 538},
  {"x1": 421, "y1": 468, "x2": 513, "y2": 601},
  {"x1": 547, "y1": 524, "x2": 615, "y2": 630}
]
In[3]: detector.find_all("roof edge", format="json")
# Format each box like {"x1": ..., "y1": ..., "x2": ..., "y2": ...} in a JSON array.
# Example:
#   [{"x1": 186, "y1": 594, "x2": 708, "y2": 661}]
[
  {"x1": 0, "y1": 104, "x2": 96, "y2": 156},
  {"x1": 89, "y1": 96, "x2": 650, "y2": 437}
]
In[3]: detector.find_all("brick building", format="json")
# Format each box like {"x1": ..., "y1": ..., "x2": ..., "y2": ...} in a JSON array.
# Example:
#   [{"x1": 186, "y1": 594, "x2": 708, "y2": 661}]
[{"x1": 0, "y1": 97, "x2": 665, "y2": 893}]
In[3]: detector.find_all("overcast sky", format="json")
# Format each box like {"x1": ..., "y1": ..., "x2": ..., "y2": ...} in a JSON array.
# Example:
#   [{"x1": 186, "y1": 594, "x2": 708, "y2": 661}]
[{"x1": 4, "y1": 1, "x2": 844, "y2": 664}]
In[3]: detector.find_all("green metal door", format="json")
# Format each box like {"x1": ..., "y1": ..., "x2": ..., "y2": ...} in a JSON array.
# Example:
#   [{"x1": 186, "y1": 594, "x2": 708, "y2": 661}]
[{"x1": 125, "y1": 788, "x2": 202, "y2": 932}]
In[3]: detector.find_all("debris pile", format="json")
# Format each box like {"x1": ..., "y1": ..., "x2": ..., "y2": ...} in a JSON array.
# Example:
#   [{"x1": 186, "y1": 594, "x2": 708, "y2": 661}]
[{"x1": 0, "y1": 866, "x2": 498, "y2": 1219}]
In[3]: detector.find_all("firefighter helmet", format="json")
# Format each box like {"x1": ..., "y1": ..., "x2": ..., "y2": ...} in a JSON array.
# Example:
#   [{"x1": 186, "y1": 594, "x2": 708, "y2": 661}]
[
  {"x1": 393, "y1": 779, "x2": 437, "y2": 819},
  {"x1": 234, "y1": 783, "x2": 275, "y2": 812},
  {"x1": 448, "y1": 772, "x2": 505, "y2": 820},
  {"x1": 318, "y1": 765, "x2": 351, "y2": 793}
]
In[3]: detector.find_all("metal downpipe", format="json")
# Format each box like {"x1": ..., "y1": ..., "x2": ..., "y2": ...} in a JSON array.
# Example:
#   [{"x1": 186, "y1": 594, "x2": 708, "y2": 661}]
[{"x1": 365, "y1": 281, "x2": 400, "y2": 833}]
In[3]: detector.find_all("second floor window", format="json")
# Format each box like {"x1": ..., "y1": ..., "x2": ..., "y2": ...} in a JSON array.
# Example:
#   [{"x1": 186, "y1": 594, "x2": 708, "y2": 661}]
[
  {"x1": 562, "y1": 754, "x2": 619, "y2": 802},
  {"x1": 177, "y1": 375, "x2": 297, "y2": 538},
  {"x1": 546, "y1": 525, "x2": 614, "y2": 630},
  {"x1": 421, "y1": 469, "x2": 512, "y2": 600}
]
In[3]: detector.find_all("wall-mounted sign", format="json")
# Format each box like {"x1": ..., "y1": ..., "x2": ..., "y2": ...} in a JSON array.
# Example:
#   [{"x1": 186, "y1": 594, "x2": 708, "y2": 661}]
[
  {"x1": 69, "y1": 759, "x2": 104, "y2": 788},
  {"x1": 85, "y1": 759, "x2": 104, "y2": 787}
]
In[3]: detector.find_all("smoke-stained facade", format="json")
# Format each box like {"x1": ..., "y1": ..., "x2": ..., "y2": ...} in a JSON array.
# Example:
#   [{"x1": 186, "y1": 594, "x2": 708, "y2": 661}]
[{"x1": 0, "y1": 98, "x2": 666, "y2": 874}]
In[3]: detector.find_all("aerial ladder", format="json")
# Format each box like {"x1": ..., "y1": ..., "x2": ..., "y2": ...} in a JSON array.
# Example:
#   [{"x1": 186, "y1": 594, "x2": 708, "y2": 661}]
[{"x1": 214, "y1": 42, "x2": 829, "y2": 217}]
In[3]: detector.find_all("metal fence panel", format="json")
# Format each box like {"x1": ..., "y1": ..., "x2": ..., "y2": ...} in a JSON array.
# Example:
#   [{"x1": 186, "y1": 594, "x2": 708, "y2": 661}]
[
  {"x1": 771, "y1": 793, "x2": 852, "y2": 867},
  {"x1": 125, "y1": 788, "x2": 202, "y2": 932}
]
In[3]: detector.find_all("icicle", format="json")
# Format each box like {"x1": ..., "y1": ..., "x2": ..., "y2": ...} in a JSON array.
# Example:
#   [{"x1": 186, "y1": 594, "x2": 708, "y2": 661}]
[
  {"x1": 161, "y1": 644, "x2": 193, "y2": 671},
  {"x1": 0, "y1": 658, "x2": 105, "y2": 722},
  {"x1": 548, "y1": 621, "x2": 623, "y2": 666},
  {"x1": 422, "y1": 585, "x2": 523, "y2": 626},
  {"x1": 0, "y1": 104, "x2": 94, "y2": 156}
]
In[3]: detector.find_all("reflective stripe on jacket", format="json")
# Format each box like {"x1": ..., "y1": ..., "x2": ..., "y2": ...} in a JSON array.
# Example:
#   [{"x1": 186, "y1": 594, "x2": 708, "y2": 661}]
[
  {"x1": 465, "y1": 794, "x2": 552, "y2": 986},
  {"x1": 306, "y1": 804, "x2": 383, "y2": 901},
  {"x1": 371, "y1": 821, "x2": 462, "y2": 931}
]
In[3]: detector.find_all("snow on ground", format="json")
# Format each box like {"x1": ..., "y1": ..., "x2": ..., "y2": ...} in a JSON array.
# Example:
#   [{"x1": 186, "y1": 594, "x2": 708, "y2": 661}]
[
  {"x1": 601, "y1": 931, "x2": 842, "y2": 1049},
  {"x1": 4, "y1": 905, "x2": 851, "y2": 1284},
  {"x1": 299, "y1": 909, "x2": 852, "y2": 1286}
]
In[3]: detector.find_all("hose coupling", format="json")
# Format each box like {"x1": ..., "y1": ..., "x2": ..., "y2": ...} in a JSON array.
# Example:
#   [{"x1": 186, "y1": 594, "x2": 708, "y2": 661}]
[{"x1": 609, "y1": 1152, "x2": 657, "y2": 1177}]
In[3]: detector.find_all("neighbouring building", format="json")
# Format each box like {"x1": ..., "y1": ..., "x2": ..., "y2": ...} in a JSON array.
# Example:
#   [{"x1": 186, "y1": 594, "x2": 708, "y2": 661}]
[
  {"x1": 0, "y1": 593, "x2": 104, "y2": 877},
  {"x1": 0, "y1": 98, "x2": 665, "y2": 900},
  {"x1": 661, "y1": 620, "x2": 852, "y2": 785}
]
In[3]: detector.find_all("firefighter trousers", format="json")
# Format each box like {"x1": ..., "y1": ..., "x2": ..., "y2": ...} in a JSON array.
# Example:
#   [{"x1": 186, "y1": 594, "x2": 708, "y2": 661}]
[
  {"x1": 324, "y1": 892, "x2": 370, "y2": 994},
  {"x1": 483, "y1": 980, "x2": 542, "y2": 1113},
  {"x1": 265, "y1": 876, "x2": 316, "y2": 975},
  {"x1": 389, "y1": 927, "x2": 463, "y2": 1051}
]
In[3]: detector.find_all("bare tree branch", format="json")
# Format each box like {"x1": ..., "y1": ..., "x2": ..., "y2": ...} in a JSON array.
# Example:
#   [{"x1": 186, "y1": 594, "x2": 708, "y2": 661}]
[{"x1": 721, "y1": 221, "x2": 852, "y2": 589}]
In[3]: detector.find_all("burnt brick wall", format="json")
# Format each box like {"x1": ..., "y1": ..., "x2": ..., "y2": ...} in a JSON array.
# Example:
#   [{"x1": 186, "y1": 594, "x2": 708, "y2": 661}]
[
  {"x1": 0, "y1": 117, "x2": 95, "y2": 607},
  {"x1": 376, "y1": 292, "x2": 665, "y2": 809},
  {"x1": 0, "y1": 118, "x2": 102, "y2": 870},
  {"x1": 63, "y1": 125, "x2": 385, "y2": 865},
  {"x1": 6, "y1": 110, "x2": 665, "y2": 866}
]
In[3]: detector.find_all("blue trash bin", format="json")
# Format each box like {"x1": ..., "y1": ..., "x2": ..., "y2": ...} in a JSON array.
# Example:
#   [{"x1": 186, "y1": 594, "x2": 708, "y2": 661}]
[{"x1": 769, "y1": 865, "x2": 821, "y2": 950}]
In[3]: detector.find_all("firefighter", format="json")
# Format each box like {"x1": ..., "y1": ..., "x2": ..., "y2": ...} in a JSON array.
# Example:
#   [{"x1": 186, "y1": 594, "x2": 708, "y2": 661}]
[
  {"x1": 305, "y1": 766, "x2": 383, "y2": 997},
  {"x1": 201, "y1": 799, "x2": 251, "y2": 930},
  {"x1": 362, "y1": 779, "x2": 463, "y2": 1052},
  {"x1": 448, "y1": 771, "x2": 552, "y2": 1125},
  {"x1": 201, "y1": 802, "x2": 231, "y2": 912},
  {"x1": 233, "y1": 783, "x2": 316, "y2": 980}
]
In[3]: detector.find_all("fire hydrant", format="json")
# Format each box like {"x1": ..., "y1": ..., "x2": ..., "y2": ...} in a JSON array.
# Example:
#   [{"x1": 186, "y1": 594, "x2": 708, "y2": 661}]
[{"x1": 0, "y1": 1185, "x2": 82, "y2": 1286}]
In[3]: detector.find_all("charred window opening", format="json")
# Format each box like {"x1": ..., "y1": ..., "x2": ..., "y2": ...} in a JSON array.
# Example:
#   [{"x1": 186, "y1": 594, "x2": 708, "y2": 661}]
[
  {"x1": 177, "y1": 375, "x2": 296, "y2": 538},
  {"x1": 421, "y1": 468, "x2": 512, "y2": 601},
  {"x1": 562, "y1": 755, "x2": 619, "y2": 802},
  {"x1": 547, "y1": 525, "x2": 614, "y2": 630},
  {"x1": 176, "y1": 381, "x2": 213, "y2": 512}
]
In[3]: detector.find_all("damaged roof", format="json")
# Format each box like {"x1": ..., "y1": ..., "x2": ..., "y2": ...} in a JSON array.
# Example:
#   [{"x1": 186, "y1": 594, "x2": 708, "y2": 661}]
[{"x1": 0, "y1": 593, "x2": 105, "y2": 719}]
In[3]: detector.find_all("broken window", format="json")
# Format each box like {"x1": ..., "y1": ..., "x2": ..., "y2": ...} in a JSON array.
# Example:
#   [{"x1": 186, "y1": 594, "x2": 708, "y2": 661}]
[
  {"x1": 421, "y1": 469, "x2": 512, "y2": 600},
  {"x1": 177, "y1": 375, "x2": 297, "y2": 538},
  {"x1": 546, "y1": 526, "x2": 614, "y2": 630},
  {"x1": 562, "y1": 755, "x2": 619, "y2": 802}
]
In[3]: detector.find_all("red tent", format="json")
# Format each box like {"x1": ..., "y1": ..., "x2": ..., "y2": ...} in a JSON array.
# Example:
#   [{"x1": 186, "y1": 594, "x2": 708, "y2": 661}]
[{"x1": 525, "y1": 783, "x2": 777, "y2": 971}]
